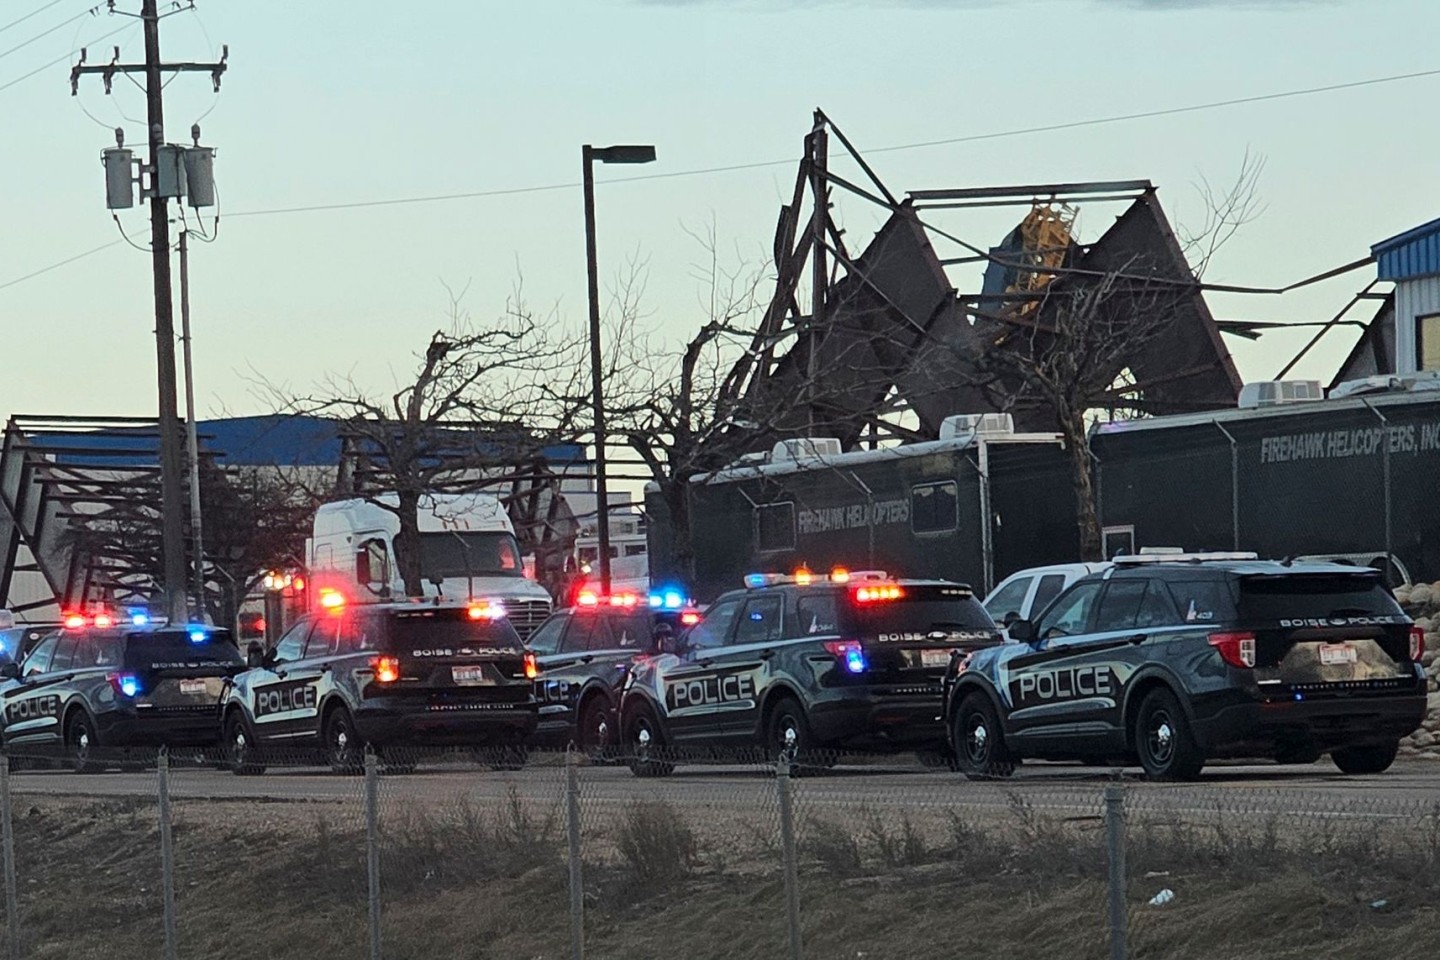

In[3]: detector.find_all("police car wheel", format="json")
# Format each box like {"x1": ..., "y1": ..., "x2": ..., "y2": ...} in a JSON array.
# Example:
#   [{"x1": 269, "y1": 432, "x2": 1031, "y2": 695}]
[
  {"x1": 65, "y1": 713, "x2": 102, "y2": 774},
  {"x1": 1330, "y1": 739, "x2": 1400, "y2": 775},
  {"x1": 952, "y1": 695, "x2": 1015, "y2": 780},
  {"x1": 767, "y1": 699, "x2": 819, "y2": 774},
  {"x1": 1135, "y1": 689, "x2": 1204, "y2": 782},
  {"x1": 324, "y1": 708, "x2": 364, "y2": 775},
  {"x1": 623, "y1": 707, "x2": 674, "y2": 778},
  {"x1": 225, "y1": 713, "x2": 266, "y2": 776},
  {"x1": 577, "y1": 697, "x2": 614, "y2": 761}
]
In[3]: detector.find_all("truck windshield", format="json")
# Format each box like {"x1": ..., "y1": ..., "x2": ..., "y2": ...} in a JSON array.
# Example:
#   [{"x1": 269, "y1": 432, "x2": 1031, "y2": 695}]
[{"x1": 417, "y1": 532, "x2": 523, "y2": 579}]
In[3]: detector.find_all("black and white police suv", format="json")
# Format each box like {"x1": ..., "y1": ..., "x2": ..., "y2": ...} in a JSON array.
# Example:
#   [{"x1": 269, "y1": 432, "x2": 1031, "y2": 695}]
[
  {"x1": 527, "y1": 588, "x2": 700, "y2": 753},
  {"x1": 0, "y1": 613, "x2": 243, "y2": 771},
  {"x1": 220, "y1": 595, "x2": 539, "y2": 774},
  {"x1": 616, "y1": 568, "x2": 1002, "y2": 776},
  {"x1": 944, "y1": 553, "x2": 1429, "y2": 781}
]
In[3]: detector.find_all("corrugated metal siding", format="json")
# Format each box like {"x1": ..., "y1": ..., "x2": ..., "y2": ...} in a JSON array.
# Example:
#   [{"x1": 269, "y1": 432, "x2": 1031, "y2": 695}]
[
  {"x1": 1375, "y1": 219, "x2": 1440, "y2": 281},
  {"x1": 1394, "y1": 275, "x2": 1440, "y2": 372}
]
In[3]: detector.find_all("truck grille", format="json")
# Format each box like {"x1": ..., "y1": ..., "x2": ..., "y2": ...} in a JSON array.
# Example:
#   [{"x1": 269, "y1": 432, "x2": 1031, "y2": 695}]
[{"x1": 505, "y1": 599, "x2": 551, "y2": 640}]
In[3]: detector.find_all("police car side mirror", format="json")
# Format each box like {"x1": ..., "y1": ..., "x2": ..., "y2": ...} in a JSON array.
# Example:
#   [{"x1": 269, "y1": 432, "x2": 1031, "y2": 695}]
[
  {"x1": 245, "y1": 643, "x2": 265, "y2": 669},
  {"x1": 0, "y1": 662, "x2": 18, "y2": 680},
  {"x1": 1007, "y1": 619, "x2": 1036, "y2": 644}
]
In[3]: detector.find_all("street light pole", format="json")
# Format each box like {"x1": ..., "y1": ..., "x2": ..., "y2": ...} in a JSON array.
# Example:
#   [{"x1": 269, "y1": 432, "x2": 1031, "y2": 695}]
[{"x1": 581, "y1": 143, "x2": 655, "y2": 595}]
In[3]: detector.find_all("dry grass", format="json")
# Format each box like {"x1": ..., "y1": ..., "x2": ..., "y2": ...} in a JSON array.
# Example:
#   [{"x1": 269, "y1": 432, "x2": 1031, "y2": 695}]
[{"x1": 2, "y1": 791, "x2": 1439, "y2": 960}]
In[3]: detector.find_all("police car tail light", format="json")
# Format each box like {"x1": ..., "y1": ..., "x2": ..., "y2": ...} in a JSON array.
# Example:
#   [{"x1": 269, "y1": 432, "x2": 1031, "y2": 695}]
[
  {"x1": 823, "y1": 641, "x2": 868, "y2": 674},
  {"x1": 1410, "y1": 626, "x2": 1426, "y2": 662},
  {"x1": 523, "y1": 652, "x2": 541, "y2": 680},
  {"x1": 371, "y1": 656, "x2": 401, "y2": 684},
  {"x1": 107, "y1": 673, "x2": 141, "y2": 698},
  {"x1": 854, "y1": 585, "x2": 905, "y2": 603},
  {"x1": 1208, "y1": 631, "x2": 1256, "y2": 669}
]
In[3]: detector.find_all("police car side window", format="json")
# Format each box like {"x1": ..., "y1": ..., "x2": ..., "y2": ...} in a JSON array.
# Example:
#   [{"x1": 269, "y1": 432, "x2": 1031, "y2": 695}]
[
  {"x1": 1135, "y1": 582, "x2": 1178, "y2": 628},
  {"x1": 795, "y1": 595, "x2": 839, "y2": 636},
  {"x1": 1035, "y1": 582, "x2": 1102, "y2": 643},
  {"x1": 22, "y1": 636, "x2": 57, "y2": 676},
  {"x1": 333, "y1": 614, "x2": 365, "y2": 655},
  {"x1": 305, "y1": 618, "x2": 341, "y2": 659},
  {"x1": 735, "y1": 595, "x2": 783, "y2": 645},
  {"x1": 525, "y1": 616, "x2": 565, "y2": 656},
  {"x1": 1093, "y1": 580, "x2": 1148, "y2": 633},
  {"x1": 48, "y1": 635, "x2": 79, "y2": 672},
  {"x1": 272, "y1": 621, "x2": 309, "y2": 664},
  {"x1": 560, "y1": 616, "x2": 599, "y2": 654},
  {"x1": 686, "y1": 600, "x2": 741, "y2": 651}
]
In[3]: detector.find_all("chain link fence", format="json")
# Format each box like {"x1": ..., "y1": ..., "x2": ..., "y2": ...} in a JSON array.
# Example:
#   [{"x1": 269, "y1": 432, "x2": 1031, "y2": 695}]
[{"x1": 0, "y1": 746, "x2": 1436, "y2": 959}]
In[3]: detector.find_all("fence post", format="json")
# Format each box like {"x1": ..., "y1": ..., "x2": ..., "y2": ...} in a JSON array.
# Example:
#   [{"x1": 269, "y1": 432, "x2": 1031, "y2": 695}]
[
  {"x1": 157, "y1": 747, "x2": 177, "y2": 960},
  {"x1": 1, "y1": 755, "x2": 19, "y2": 960},
  {"x1": 1105, "y1": 782, "x2": 1128, "y2": 960},
  {"x1": 776, "y1": 757, "x2": 803, "y2": 960},
  {"x1": 364, "y1": 749, "x2": 382, "y2": 960},
  {"x1": 565, "y1": 747, "x2": 585, "y2": 960}
]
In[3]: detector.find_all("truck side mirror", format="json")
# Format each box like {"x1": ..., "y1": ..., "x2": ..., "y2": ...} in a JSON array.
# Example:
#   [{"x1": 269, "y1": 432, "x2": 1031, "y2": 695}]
[
  {"x1": 1007, "y1": 619, "x2": 1036, "y2": 644},
  {"x1": 355, "y1": 549, "x2": 371, "y2": 586}
]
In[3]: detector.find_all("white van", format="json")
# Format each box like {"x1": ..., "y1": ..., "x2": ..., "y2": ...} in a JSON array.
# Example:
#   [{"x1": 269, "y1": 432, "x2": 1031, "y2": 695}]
[
  {"x1": 307, "y1": 492, "x2": 553, "y2": 638},
  {"x1": 982, "y1": 562, "x2": 1111, "y2": 637}
]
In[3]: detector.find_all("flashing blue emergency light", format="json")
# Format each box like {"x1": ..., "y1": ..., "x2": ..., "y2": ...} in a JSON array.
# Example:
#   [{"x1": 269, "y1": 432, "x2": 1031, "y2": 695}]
[
  {"x1": 844, "y1": 649, "x2": 868, "y2": 674},
  {"x1": 119, "y1": 675, "x2": 140, "y2": 697},
  {"x1": 188, "y1": 628, "x2": 207, "y2": 644},
  {"x1": 131, "y1": 613, "x2": 149, "y2": 626},
  {"x1": 744, "y1": 573, "x2": 768, "y2": 589},
  {"x1": 649, "y1": 595, "x2": 662, "y2": 608},
  {"x1": 648, "y1": 589, "x2": 687, "y2": 610}
]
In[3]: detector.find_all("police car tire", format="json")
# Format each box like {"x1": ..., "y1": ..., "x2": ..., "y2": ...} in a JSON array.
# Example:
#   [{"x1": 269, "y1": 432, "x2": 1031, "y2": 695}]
[
  {"x1": 623, "y1": 706, "x2": 674, "y2": 779},
  {"x1": 952, "y1": 694, "x2": 1015, "y2": 780},
  {"x1": 1330, "y1": 739, "x2": 1399, "y2": 775},
  {"x1": 65, "y1": 713, "x2": 102, "y2": 774},
  {"x1": 1135, "y1": 689, "x2": 1205, "y2": 782},
  {"x1": 225, "y1": 712, "x2": 266, "y2": 776},
  {"x1": 767, "y1": 698, "x2": 820, "y2": 775},
  {"x1": 324, "y1": 708, "x2": 365, "y2": 775},
  {"x1": 577, "y1": 696, "x2": 614, "y2": 761}
]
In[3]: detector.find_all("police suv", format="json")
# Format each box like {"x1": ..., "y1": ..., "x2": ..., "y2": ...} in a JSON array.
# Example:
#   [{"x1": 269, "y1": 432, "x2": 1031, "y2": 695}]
[
  {"x1": 617, "y1": 569, "x2": 1001, "y2": 775},
  {"x1": 527, "y1": 588, "x2": 699, "y2": 753},
  {"x1": 0, "y1": 614, "x2": 243, "y2": 771},
  {"x1": 944, "y1": 553, "x2": 1429, "y2": 781},
  {"x1": 220, "y1": 596, "x2": 539, "y2": 774}
]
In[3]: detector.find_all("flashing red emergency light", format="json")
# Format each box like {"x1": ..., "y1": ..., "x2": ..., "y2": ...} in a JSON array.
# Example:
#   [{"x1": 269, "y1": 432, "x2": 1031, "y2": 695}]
[
  {"x1": 319, "y1": 589, "x2": 346, "y2": 611},
  {"x1": 63, "y1": 613, "x2": 87, "y2": 629},
  {"x1": 292, "y1": 576, "x2": 306, "y2": 592},
  {"x1": 680, "y1": 610, "x2": 701, "y2": 626},
  {"x1": 523, "y1": 652, "x2": 541, "y2": 680},
  {"x1": 468, "y1": 601, "x2": 506, "y2": 620},
  {"x1": 854, "y1": 584, "x2": 904, "y2": 603},
  {"x1": 91, "y1": 613, "x2": 115, "y2": 629},
  {"x1": 608, "y1": 593, "x2": 640, "y2": 608},
  {"x1": 576, "y1": 590, "x2": 599, "y2": 608}
]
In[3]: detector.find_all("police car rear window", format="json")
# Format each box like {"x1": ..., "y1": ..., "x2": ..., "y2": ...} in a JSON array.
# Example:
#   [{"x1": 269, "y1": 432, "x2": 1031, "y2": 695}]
[
  {"x1": 385, "y1": 610, "x2": 522, "y2": 652},
  {"x1": 1237, "y1": 575, "x2": 1402, "y2": 623},
  {"x1": 124, "y1": 630, "x2": 243, "y2": 668},
  {"x1": 841, "y1": 585, "x2": 993, "y2": 639}
]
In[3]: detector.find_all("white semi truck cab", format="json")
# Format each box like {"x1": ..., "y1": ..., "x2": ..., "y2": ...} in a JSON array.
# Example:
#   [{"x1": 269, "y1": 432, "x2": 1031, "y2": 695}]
[{"x1": 307, "y1": 492, "x2": 553, "y2": 639}]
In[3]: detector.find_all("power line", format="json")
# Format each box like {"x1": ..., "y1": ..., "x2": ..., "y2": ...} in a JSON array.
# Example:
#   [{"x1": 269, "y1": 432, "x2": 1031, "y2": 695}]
[
  {"x1": 0, "y1": 238, "x2": 123, "y2": 291},
  {"x1": 0, "y1": 4, "x2": 102, "y2": 63},
  {"x1": 0, "y1": 17, "x2": 132, "y2": 95},
  {"x1": 7, "y1": 62, "x2": 1440, "y2": 291},
  {"x1": 0, "y1": 0, "x2": 68, "y2": 37}
]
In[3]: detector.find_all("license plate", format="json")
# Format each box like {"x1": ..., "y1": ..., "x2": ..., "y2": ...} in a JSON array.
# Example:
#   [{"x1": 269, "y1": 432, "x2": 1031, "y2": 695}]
[
  {"x1": 1318, "y1": 642, "x2": 1358, "y2": 665},
  {"x1": 178, "y1": 679, "x2": 207, "y2": 695},
  {"x1": 920, "y1": 649, "x2": 952, "y2": 668},
  {"x1": 452, "y1": 665, "x2": 487, "y2": 684}
]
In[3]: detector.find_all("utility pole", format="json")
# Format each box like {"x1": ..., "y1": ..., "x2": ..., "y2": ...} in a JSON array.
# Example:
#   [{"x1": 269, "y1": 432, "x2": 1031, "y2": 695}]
[{"x1": 73, "y1": 1, "x2": 226, "y2": 624}]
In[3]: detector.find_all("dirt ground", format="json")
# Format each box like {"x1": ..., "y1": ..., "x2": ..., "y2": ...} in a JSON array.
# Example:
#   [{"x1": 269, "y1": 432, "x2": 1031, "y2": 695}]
[{"x1": 2, "y1": 791, "x2": 1437, "y2": 960}]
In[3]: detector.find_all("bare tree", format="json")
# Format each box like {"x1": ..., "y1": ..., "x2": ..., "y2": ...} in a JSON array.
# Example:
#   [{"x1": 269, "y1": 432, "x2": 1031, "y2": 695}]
[{"x1": 260, "y1": 291, "x2": 590, "y2": 597}]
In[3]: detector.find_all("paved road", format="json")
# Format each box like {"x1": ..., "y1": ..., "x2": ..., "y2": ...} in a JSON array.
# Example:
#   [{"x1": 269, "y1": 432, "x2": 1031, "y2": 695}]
[{"x1": 9, "y1": 756, "x2": 1440, "y2": 819}]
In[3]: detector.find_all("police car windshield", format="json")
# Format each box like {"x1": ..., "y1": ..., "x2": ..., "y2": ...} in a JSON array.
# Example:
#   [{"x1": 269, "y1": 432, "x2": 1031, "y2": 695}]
[
  {"x1": 842, "y1": 585, "x2": 993, "y2": 638},
  {"x1": 417, "y1": 532, "x2": 523, "y2": 579},
  {"x1": 385, "y1": 609, "x2": 522, "y2": 652},
  {"x1": 1237, "y1": 575, "x2": 1402, "y2": 622},
  {"x1": 124, "y1": 630, "x2": 243, "y2": 667}
]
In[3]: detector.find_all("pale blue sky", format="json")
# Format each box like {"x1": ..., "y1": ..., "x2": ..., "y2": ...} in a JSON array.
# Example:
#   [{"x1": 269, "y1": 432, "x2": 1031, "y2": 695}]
[{"x1": 1, "y1": 0, "x2": 1435, "y2": 420}]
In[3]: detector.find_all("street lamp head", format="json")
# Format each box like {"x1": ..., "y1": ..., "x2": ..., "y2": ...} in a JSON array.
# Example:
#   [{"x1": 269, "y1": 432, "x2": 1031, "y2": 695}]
[{"x1": 590, "y1": 144, "x2": 656, "y2": 165}]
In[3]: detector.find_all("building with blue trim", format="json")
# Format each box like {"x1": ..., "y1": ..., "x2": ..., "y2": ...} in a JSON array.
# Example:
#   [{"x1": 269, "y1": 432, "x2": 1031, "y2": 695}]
[{"x1": 1372, "y1": 217, "x2": 1440, "y2": 374}]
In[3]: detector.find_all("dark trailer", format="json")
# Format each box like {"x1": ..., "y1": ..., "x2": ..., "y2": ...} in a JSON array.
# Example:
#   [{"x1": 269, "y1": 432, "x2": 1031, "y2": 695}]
[
  {"x1": 672, "y1": 417, "x2": 1077, "y2": 602},
  {"x1": 1092, "y1": 388, "x2": 1440, "y2": 585}
]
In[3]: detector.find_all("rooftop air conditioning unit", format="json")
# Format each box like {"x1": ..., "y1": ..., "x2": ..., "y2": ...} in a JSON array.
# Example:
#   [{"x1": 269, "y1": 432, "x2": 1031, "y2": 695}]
[
  {"x1": 939, "y1": 412, "x2": 1015, "y2": 442},
  {"x1": 1237, "y1": 380, "x2": 1324, "y2": 410},
  {"x1": 770, "y1": 438, "x2": 843, "y2": 462}
]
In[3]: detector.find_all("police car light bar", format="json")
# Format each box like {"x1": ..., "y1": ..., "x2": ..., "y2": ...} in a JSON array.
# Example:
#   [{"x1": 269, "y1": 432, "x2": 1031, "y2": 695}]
[
  {"x1": 467, "y1": 600, "x2": 508, "y2": 620},
  {"x1": 1113, "y1": 551, "x2": 1259, "y2": 565}
]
